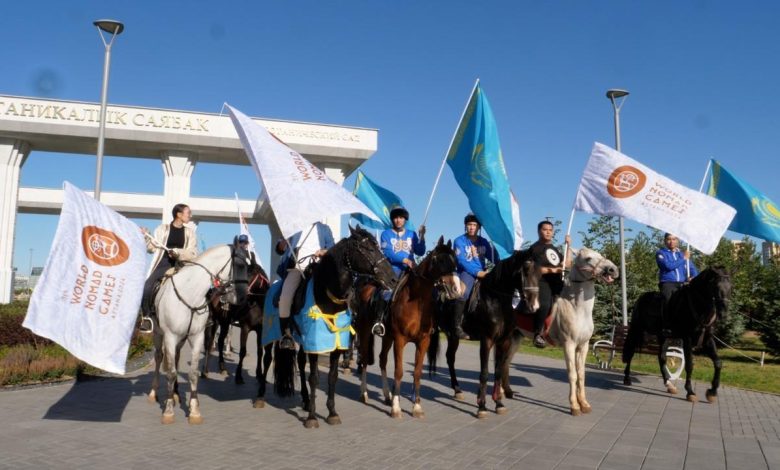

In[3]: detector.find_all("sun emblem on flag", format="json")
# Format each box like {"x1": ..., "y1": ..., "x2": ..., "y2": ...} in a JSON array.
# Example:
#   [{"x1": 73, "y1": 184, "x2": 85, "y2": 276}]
[{"x1": 753, "y1": 197, "x2": 780, "y2": 228}]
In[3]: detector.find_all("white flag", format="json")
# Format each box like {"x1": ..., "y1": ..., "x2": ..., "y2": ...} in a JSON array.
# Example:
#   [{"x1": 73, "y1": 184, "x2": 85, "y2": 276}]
[
  {"x1": 23, "y1": 182, "x2": 147, "y2": 374},
  {"x1": 510, "y1": 191, "x2": 523, "y2": 251},
  {"x1": 574, "y1": 143, "x2": 736, "y2": 254},
  {"x1": 226, "y1": 104, "x2": 381, "y2": 239},
  {"x1": 234, "y1": 192, "x2": 264, "y2": 269}
]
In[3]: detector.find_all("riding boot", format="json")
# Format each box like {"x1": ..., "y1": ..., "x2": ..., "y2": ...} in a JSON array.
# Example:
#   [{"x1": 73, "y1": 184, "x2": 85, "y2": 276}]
[
  {"x1": 372, "y1": 289, "x2": 390, "y2": 337},
  {"x1": 279, "y1": 317, "x2": 296, "y2": 350},
  {"x1": 452, "y1": 301, "x2": 470, "y2": 340},
  {"x1": 139, "y1": 296, "x2": 155, "y2": 334}
]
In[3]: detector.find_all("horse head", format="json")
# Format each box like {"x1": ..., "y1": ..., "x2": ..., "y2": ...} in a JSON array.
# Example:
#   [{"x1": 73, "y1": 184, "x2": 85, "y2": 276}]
[
  {"x1": 511, "y1": 249, "x2": 540, "y2": 314},
  {"x1": 697, "y1": 266, "x2": 732, "y2": 321},
  {"x1": 345, "y1": 225, "x2": 397, "y2": 290},
  {"x1": 222, "y1": 241, "x2": 251, "y2": 306},
  {"x1": 422, "y1": 236, "x2": 462, "y2": 300},
  {"x1": 570, "y1": 247, "x2": 619, "y2": 284}
]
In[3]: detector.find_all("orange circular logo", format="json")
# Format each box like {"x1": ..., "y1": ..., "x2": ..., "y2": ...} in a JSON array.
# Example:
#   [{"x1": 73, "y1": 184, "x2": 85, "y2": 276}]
[
  {"x1": 607, "y1": 165, "x2": 647, "y2": 198},
  {"x1": 81, "y1": 226, "x2": 130, "y2": 267}
]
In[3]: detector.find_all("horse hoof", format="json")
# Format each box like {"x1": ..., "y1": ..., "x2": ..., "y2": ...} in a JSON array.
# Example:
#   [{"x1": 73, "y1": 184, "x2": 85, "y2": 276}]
[
  {"x1": 391, "y1": 409, "x2": 403, "y2": 419},
  {"x1": 687, "y1": 394, "x2": 698, "y2": 403},
  {"x1": 188, "y1": 415, "x2": 204, "y2": 425},
  {"x1": 454, "y1": 392, "x2": 465, "y2": 401},
  {"x1": 495, "y1": 406, "x2": 508, "y2": 415},
  {"x1": 706, "y1": 390, "x2": 717, "y2": 403},
  {"x1": 360, "y1": 393, "x2": 368, "y2": 404},
  {"x1": 623, "y1": 377, "x2": 632, "y2": 386},
  {"x1": 571, "y1": 408, "x2": 582, "y2": 417},
  {"x1": 147, "y1": 392, "x2": 157, "y2": 404},
  {"x1": 581, "y1": 404, "x2": 592, "y2": 414},
  {"x1": 477, "y1": 409, "x2": 489, "y2": 419},
  {"x1": 253, "y1": 399, "x2": 265, "y2": 409},
  {"x1": 326, "y1": 415, "x2": 342, "y2": 425},
  {"x1": 667, "y1": 384, "x2": 678, "y2": 395},
  {"x1": 161, "y1": 414, "x2": 175, "y2": 425},
  {"x1": 304, "y1": 418, "x2": 319, "y2": 429},
  {"x1": 342, "y1": 368, "x2": 351, "y2": 376},
  {"x1": 504, "y1": 390, "x2": 514, "y2": 399},
  {"x1": 412, "y1": 408, "x2": 425, "y2": 419}
]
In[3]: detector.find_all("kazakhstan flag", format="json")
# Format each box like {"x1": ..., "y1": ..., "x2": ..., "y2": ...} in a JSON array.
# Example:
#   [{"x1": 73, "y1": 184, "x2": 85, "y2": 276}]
[
  {"x1": 351, "y1": 171, "x2": 414, "y2": 231},
  {"x1": 708, "y1": 159, "x2": 780, "y2": 243},
  {"x1": 446, "y1": 81, "x2": 519, "y2": 259}
]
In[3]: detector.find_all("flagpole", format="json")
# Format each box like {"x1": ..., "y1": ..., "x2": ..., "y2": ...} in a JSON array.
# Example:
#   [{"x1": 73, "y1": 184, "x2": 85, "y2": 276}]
[
  {"x1": 607, "y1": 89, "x2": 630, "y2": 327},
  {"x1": 561, "y1": 208, "x2": 576, "y2": 279},
  {"x1": 421, "y1": 79, "x2": 481, "y2": 227},
  {"x1": 685, "y1": 159, "x2": 713, "y2": 278}
]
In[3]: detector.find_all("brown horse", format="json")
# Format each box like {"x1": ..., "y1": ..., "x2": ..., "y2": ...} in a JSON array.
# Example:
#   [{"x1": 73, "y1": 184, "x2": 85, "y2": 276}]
[{"x1": 375, "y1": 237, "x2": 463, "y2": 419}]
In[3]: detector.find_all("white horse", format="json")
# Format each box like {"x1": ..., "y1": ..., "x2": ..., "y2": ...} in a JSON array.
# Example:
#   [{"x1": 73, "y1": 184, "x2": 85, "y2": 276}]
[
  {"x1": 147, "y1": 243, "x2": 250, "y2": 424},
  {"x1": 547, "y1": 247, "x2": 618, "y2": 416}
]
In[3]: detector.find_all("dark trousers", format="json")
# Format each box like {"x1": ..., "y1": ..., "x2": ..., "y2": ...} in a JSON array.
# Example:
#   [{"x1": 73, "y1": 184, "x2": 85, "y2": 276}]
[
  {"x1": 534, "y1": 278, "x2": 562, "y2": 334},
  {"x1": 659, "y1": 282, "x2": 684, "y2": 303},
  {"x1": 142, "y1": 262, "x2": 173, "y2": 316}
]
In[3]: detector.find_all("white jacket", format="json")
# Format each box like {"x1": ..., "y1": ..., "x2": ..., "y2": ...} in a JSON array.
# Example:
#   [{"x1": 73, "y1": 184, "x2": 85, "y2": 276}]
[{"x1": 145, "y1": 222, "x2": 198, "y2": 277}]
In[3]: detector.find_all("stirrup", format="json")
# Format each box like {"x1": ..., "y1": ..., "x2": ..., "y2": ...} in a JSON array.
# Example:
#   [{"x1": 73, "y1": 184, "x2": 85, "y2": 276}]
[
  {"x1": 533, "y1": 334, "x2": 546, "y2": 348},
  {"x1": 279, "y1": 333, "x2": 295, "y2": 350},
  {"x1": 454, "y1": 327, "x2": 470, "y2": 341},
  {"x1": 372, "y1": 322, "x2": 385, "y2": 337},
  {"x1": 139, "y1": 316, "x2": 154, "y2": 334}
]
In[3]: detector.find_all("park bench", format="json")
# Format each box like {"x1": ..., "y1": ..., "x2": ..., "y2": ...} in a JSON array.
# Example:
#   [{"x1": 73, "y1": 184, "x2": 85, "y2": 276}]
[{"x1": 591, "y1": 324, "x2": 685, "y2": 380}]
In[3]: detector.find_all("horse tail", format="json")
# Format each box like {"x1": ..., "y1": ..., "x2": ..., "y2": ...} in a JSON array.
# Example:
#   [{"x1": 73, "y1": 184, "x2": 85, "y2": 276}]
[
  {"x1": 273, "y1": 342, "x2": 296, "y2": 397},
  {"x1": 428, "y1": 326, "x2": 440, "y2": 378},
  {"x1": 622, "y1": 299, "x2": 645, "y2": 363}
]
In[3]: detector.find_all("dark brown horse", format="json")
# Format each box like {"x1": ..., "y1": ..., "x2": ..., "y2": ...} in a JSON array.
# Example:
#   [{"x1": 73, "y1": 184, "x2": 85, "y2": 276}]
[
  {"x1": 429, "y1": 249, "x2": 540, "y2": 417},
  {"x1": 372, "y1": 237, "x2": 462, "y2": 419}
]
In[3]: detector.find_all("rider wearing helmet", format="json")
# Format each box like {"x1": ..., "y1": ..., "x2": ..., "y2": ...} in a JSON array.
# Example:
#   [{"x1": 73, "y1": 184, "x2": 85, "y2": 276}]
[
  {"x1": 452, "y1": 213, "x2": 496, "y2": 340},
  {"x1": 372, "y1": 206, "x2": 426, "y2": 336}
]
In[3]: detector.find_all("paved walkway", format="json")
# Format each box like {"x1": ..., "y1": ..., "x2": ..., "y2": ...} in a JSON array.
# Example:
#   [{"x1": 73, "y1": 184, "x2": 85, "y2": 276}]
[{"x1": 1, "y1": 337, "x2": 779, "y2": 469}]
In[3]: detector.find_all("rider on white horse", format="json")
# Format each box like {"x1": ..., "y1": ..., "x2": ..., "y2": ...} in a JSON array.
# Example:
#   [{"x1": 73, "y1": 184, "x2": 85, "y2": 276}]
[
  {"x1": 452, "y1": 213, "x2": 497, "y2": 340},
  {"x1": 139, "y1": 203, "x2": 198, "y2": 333},
  {"x1": 277, "y1": 221, "x2": 335, "y2": 349},
  {"x1": 372, "y1": 206, "x2": 426, "y2": 336},
  {"x1": 530, "y1": 220, "x2": 572, "y2": 348}
]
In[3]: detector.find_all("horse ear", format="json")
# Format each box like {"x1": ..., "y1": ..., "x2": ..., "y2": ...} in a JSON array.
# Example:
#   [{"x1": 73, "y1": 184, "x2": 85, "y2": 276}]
[
  {"x1": 349, "y1": 224, "x2": 357, "y2": 236},
  {"x1": 447, "y1": 239, "x2": 452, "y2": 249},
  {"x1": 437, "y1": 235, "x2": 444, "y2": 246}
]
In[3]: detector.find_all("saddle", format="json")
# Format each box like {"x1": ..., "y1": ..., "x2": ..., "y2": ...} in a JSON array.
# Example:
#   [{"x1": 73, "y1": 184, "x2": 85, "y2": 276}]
[{"x1": 466, "y1": 279, "x2": 481, "y2": 314}]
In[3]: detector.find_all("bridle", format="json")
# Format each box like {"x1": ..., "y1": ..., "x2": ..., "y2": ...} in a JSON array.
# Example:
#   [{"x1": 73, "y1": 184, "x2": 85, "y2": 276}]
[{"x1": 169, "y1": 246, "x2": 248, "y2": 314}]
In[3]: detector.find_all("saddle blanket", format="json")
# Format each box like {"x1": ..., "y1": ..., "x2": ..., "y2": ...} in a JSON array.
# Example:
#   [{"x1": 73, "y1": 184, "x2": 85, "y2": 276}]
[
  {"x1": 262, "y1": 280, "x2": 354, "y2": 354},
  {"x1": 515, "y1": 309, "x2": 556, "y2": 346}
]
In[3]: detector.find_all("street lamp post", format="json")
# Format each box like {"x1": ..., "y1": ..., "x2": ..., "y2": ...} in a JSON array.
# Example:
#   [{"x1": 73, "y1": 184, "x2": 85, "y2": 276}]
[
  {"x1": 93, "y1": 19, "x2": 124, "y2": 201},
  {"x1": 606, "y1": 89, "x2": 629, "y2": 326}
]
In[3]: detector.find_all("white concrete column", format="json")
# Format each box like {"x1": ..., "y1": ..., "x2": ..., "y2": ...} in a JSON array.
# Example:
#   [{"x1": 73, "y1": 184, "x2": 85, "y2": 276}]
[
  {"x1": 0, "y1": 139, "x2": 30, "y2": 303},
  {"x1": 324, "y1": 164, "x2": 345, "y2": 239},
  {"x1": 161, "y1": 151, "x2": 196, "y2": 223}
]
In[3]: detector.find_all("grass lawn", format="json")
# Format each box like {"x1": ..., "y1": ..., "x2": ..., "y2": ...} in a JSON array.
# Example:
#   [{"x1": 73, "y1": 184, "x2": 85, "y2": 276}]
[{"x1": 508, "y1": 332, "x2": 780, "y2": 395}]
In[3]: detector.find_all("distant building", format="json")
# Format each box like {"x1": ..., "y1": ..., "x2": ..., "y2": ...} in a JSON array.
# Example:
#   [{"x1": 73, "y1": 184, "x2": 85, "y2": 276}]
[
  {"x1": 28, "y1": 266, "x2": 43, "y2": 290},
  {"x1": 762, "y1": 241, "x2": 780, "y2": 266}
]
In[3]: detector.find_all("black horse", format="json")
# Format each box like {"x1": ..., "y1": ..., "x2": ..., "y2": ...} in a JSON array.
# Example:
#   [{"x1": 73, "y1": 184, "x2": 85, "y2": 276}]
[
  {"x1": 202, "y1": 262, "x2": 282, "y2": 408},
  {"x1": 622, "y1": 267, "x2": 732, "y2": 402},
  {"x1": 275, "y1": 225, "x2": 396, "y2": 428},
  {"x1": 429, "y1": 249, "x2": 539, "y2": 418}
]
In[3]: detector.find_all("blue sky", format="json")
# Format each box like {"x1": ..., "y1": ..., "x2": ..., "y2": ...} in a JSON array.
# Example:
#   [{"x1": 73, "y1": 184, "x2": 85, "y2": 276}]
[{"x1": 3, "y1": 1, "x2": 780, "y2": 272}]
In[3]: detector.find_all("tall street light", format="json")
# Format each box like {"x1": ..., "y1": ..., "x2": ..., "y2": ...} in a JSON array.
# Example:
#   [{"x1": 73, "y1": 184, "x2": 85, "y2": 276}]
[
  {"x1": 606, "y1": 89, "x2": 629, "y2": 326},
  {"x1": 93, "y1": 19, "x2": 124, "y2": 201}
]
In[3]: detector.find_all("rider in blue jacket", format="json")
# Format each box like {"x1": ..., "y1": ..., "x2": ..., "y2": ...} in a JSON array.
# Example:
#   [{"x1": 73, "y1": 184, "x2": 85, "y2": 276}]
[
  {"x1": 372, "y1": 207, "x2": 426, "y2": 336},
  {"x1": 451, "y1": 213, "x2": 497, "y2": 339},
  {"x1": 656, "y1": 233, "x2": 699, "y2": 302}
]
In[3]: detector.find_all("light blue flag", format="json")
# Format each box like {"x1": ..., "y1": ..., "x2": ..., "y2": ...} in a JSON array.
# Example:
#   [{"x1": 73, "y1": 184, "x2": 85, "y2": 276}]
[
  {"x1": 446, "y1": 81, "x2": 519, "y2": 259},
  {"x1": 351, "y1": 171, "x2": 414, "y2": 231},
  {"x1": 708, "y1": 159, "x2": 780, "y2": 243}
]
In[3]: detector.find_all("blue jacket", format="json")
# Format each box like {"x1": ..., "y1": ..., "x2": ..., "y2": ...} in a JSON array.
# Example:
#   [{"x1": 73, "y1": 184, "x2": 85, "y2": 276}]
[
  {"x1": 656, "y1": 248, "x2": 699, "y2": 283},
  {"x1": 380, "y1": 228, "x2": 425, "y2": 276},
  {"x1": 454, "y1": 234, "x2": 496, "y2": 277}
]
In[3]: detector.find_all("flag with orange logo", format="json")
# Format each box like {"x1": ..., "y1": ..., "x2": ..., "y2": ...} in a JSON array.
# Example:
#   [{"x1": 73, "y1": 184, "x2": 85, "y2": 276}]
[
  {"x1": 573, "y1": 143, "x2": 735, "y2": 254},
  {"x1": 23, "y1": 182, "x2": 147, "y2": 374}
]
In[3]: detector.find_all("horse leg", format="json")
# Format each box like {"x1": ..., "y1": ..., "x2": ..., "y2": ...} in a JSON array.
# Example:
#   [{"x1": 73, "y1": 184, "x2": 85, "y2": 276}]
[
  {"x1": 325, "y1": 350, "x2": 342, "y2": 425},
  {"x1": 492, "y1": 337, "x2": 507, "y2": 415},
  {"x1": 186, "y1": 331, "x2": 205, "y2": 425},
  {"x1": 576, "y1": 342, "x2": 591, "y2": 414},
  {"x1": 304, "y1": 353, "x2": 320, "y2": 428},
  {"x1": 217, "y1": 320, "x2": 229, "y2": 376},
  {"x1": 446, "y1": 337, "x2": 463, "y2": 400},
  {"x1": 683, "y1": 337, "x2": 697, "y2": 402},
  {"x1": 411, "y1": 337, "x2": 429, "y2": 419},
  {"x1": 476, "y1": 338, "x2": 492, "y2": 419},
  {"x1": 657, "y1": 335, "x2": 677, "y2": 394},
  {"x1": 391, "y1": 336, "x2": 407, "y2": 419},
  {"x1": 379, "y1": 333, "x2": 393, "y2": 406},
  {"x1": 564, "y1": 341, "x2": 581, "y2": 416},
  {"x1": 298, "y1": 347, "x2": 310, "y2": 412},
  {"x1": 173, "y1": 341, "x2": 183, "y2": 405},
  {"x1": 358, "y1": 329, "x2": 371, "y2": 404},
  {"x1": 161, "y1": 335, "x2": 178, "y2": 424},
  {"x1": 235, "y1": 326, "x2": 249, "y2": 385},
  {"x1": 502, "y1": 330, "x2": 522, "y2": 399},
  {"x1": 703, "y1": 335, "x2": 721, "y2": 403},
  {"x1": 148, "y1": 331, "x2": 163, "y2": 403},
  {"x1": 255, "y1": 340, "x2": 271, "y2": 409},
  {"x1": 201, "y1": 318, "x2": 217, "y2": 378}
]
